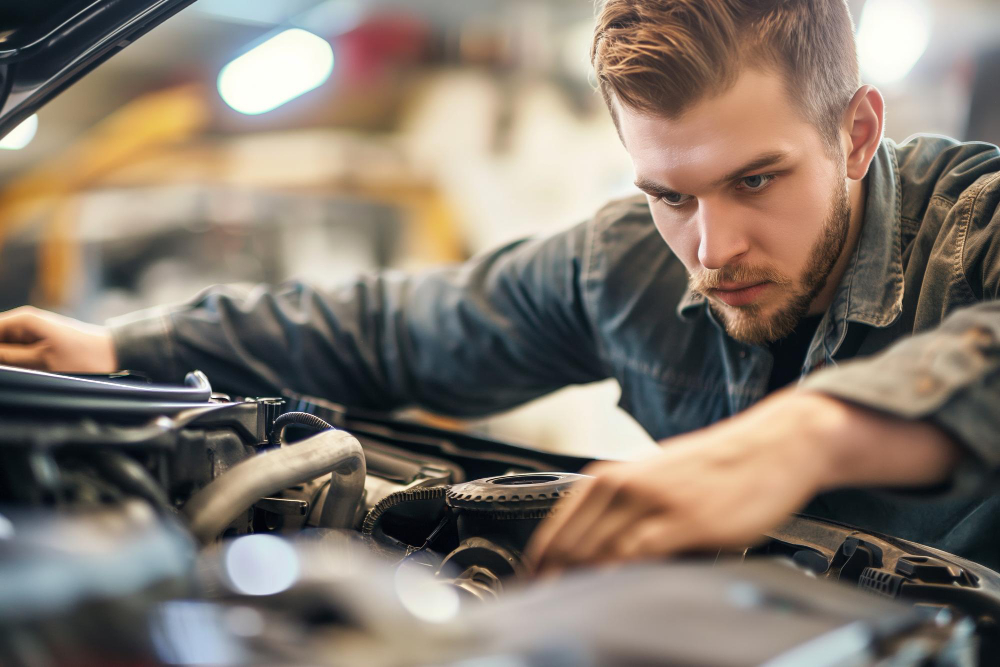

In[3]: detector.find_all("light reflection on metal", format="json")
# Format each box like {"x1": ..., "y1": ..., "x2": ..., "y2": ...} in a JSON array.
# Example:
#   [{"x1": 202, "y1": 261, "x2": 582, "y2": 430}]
[
  {"x1": 224, "y1": 534, "x2": 300, "y2": 596},
  {"x1": 0, "y1": 115, "x2": 38, "y2": 150},
  {"x1": 217, "y1": 28, "x2": 334, "y2": 115},
  {"x1": 857, "y1": 0, "x2": 932, "y2": 85},
  {"x1": 394, "y1": 560, "x2": 460, "y2": 624},
  {"x1": 150, "y1": 601, "x2": 245, "y2": 665}
]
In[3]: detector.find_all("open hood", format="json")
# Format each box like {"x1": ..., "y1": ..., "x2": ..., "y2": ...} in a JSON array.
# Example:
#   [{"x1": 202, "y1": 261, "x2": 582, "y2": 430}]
[{"x1": 0, "y1": 0, "x2": 196, "y2": 137}]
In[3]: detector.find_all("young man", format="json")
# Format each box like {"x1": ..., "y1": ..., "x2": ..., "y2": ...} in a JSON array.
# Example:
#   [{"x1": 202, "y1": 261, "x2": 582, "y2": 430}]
[{"x1": 0, "y1": 0, "x2": 998, "y2": 574}]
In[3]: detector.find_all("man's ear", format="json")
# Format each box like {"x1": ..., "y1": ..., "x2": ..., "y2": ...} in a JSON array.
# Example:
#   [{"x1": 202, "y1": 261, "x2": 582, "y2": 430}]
[{"x1": 840, "y1": 85, "x2": 885, "y2": 181}]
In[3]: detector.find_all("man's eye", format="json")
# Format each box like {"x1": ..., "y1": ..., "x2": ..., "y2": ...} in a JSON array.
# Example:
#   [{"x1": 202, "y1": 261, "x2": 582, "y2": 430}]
[
  {"x1": 738, "y1": 174, "x2": 774, "y2": 192},
  {"x1": 659, "y1": 192, "x2": 692, "y2": 207}
]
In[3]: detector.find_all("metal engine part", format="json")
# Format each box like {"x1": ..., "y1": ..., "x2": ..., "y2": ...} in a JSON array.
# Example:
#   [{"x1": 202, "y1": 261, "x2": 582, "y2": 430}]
[
  {"x1": 183, "y1": 428, "x2": 366, "y2": 544},
  {"x1": 439, "y1": 472, "x2": 587, "y2": 599}
]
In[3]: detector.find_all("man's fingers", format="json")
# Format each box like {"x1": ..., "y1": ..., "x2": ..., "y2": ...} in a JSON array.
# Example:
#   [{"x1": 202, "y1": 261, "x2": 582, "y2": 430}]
[
  {"x1": 526, "y1": 476, "x2": 619, "y2": 575},
  {"x1": 0, "y1": 342, "x2": 47, "y2": 369},
  {"x1": 524, "y1": 480, "x2": 595, "y2": 572},
  {"x1": 611, "y1": 516, "x2": 693, "y2": 563},
  {"x1": 0, "y1": 308, "x2": 46, "y2": 344},
  {"x1": 566, "y1": 502, "x2": 659, "y2": 567}
]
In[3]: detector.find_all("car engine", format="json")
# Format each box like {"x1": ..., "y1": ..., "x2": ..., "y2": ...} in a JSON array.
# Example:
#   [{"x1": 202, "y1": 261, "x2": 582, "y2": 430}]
[{"x1": 1, "y1": 364, "x2": 998, "y2": 666}]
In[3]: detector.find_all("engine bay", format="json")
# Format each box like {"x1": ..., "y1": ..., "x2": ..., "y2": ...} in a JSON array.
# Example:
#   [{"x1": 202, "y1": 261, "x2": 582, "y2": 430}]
[{"x1": 1, "y1": 365, "x2": 998, "y2": 665}]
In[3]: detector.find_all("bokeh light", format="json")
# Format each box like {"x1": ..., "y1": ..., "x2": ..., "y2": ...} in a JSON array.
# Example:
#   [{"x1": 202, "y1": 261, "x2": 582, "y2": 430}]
[
  {"x1": 218, "y1": 28, "x2": 334, "y2": 115},
  {"x1": 224, "y1": 534, "x2": 300, "y2": 596},
  {"x1": 857, "y1": 0, "x2": 932, "y2": 85},
  {"x1": 0, "y1": 115, "x2": 38, "y2": 150},
  {"x1": 394, "y1": 561, "x2": 460, "y2": 624}
]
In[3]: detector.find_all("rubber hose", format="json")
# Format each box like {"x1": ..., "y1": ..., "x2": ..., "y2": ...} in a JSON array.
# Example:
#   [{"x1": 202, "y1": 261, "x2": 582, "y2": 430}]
[
  {"x1": 91, "y1": 450, "x2": 175, "y2": 515},
  {"x1": 183, "y1": 428, "x2": 365, "y2": 544},
  {"x1": 362, "y1": 486, "x2": 450, "y2": 536},
  {"x1": 271, "y1": 411, "x2": 334, "y2": 444}
]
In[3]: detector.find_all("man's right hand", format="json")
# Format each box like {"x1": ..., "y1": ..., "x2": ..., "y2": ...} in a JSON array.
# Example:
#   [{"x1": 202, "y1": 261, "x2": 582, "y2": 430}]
[{"x1": 0, "y1": 306, "x2": 118, "y2": 373}]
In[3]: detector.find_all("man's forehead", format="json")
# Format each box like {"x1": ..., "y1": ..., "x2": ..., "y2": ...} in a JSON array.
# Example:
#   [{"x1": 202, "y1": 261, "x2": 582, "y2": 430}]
[{"x1": 617, "y1": 70, "x2": 811, "y2": 189}]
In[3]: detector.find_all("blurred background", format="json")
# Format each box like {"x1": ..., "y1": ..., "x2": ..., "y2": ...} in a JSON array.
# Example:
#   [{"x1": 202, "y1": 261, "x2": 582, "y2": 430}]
[{"x1": 0, "y1": 0, "x2": 997, "y2": 459}]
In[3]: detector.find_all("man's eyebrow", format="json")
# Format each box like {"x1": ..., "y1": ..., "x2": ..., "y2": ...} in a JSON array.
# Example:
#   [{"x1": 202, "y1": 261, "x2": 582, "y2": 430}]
[
  {"x1": 633, "y1": 176, "x2": 682, "y2": 196},
  {"x1": 712, "y1": 150, "x2": 790, "y2": 187},
  {"x1": 634, "y1": 150, "x2": 792, "y2": 196}
]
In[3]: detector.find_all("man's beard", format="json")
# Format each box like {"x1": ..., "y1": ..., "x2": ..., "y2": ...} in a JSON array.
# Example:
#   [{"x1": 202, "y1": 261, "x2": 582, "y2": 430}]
[{"x1": 688, "y1": 182, "x2": 851, "y2": 346}]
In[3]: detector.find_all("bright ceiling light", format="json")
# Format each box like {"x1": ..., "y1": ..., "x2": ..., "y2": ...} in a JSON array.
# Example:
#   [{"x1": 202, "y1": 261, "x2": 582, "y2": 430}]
[
  {"x1": 856, "y1": 0, "x2": 932, "y2": 85},
  {"x1": 218, "y1": 28, "x2": 334, "y2": 115},
  {"x1": 0, "y1": 114, "x2": 38, "y2": 150}
]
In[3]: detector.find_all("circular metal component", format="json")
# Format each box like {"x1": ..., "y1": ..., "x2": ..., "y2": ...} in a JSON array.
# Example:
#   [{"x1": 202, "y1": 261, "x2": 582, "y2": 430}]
[{"x1": 445, "y1": 472, "x2": 587, "y2": 516}]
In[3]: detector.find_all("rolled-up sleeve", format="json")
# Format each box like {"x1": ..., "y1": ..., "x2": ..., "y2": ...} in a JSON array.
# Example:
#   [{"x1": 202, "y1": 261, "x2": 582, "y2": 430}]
[
  {"x1": 108, "y1": 221, "x2": 608, "y2": 415},
  {"x1": 801, "y1": 303, "x2": 1000, "y2": 491},
  {"x1": 802, "y1": 188, "x2": 1000, "y2": 494}
]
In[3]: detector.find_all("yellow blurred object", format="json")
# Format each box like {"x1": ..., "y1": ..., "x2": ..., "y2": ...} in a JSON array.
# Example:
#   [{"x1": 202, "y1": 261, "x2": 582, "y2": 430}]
[
  {"x1": 0, "y1": 84, "x2": 210, "y2": 306},
  {"x1": 96, "y1": 133, "x2": 469, "y2": 266},
  {"x1": 353, "y1": 182, "x2": 466, "y2": 266},
  {"x1": 34, "y1": 198, "x2": 81, "y2": 308}
]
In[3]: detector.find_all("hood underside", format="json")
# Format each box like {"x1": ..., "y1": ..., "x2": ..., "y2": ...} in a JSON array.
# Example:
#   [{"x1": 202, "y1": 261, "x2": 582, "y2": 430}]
[{"x1": 0, "y1": 0, "x2": 196, "y2": 137}]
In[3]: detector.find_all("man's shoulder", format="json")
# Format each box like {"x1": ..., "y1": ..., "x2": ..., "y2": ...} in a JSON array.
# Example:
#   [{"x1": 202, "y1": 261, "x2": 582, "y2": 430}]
[
  {"x1": 580, "y1": 193, "x2": 692, "y2": 320},
  {"x1": 587, "y1": 193, "x2": 665, "y2": 257},
  {"x1": 591, "y1": 192, "x2": 651, "y2": 220},
  {"x1": 582, "y1": 193, "x2": 686, "y2": 275},
  {"x1": 894, "y1": 134, "x2": 1000, "y2": 221}
]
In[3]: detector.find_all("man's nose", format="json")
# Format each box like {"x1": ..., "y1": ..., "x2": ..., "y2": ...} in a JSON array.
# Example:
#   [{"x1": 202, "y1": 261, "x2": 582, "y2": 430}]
[{"x1": 696, "y1": 202, "x2": 750, "y2": 270}]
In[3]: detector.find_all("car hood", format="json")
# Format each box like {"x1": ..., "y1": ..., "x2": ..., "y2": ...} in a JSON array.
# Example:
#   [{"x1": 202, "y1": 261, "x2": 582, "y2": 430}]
[{"x1": 0, "y1": 0, "x2": 195, "y2": 136}]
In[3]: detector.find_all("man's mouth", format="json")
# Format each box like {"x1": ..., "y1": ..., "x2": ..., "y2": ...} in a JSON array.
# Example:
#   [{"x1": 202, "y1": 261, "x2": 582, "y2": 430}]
[{"x1": 710, "y1": 281, "x2": 772, "y2": 307}]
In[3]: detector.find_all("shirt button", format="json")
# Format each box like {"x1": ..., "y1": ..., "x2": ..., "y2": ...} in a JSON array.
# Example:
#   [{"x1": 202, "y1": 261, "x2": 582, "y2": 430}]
[{"x1": 739, "y1": 349, "x2": 747, "y2": 359}]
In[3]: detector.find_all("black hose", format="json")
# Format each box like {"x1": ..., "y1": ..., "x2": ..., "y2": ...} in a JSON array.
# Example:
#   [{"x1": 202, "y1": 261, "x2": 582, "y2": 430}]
[
  {"x1": 271, "y1": 411, "x2": 334, "y2": 444},
  {"x1": 91, "y1": 451, "x2": 175, "y2": 516},
  {"x1": 361, "y1": 486, "x2": 450, "y2": 536}
]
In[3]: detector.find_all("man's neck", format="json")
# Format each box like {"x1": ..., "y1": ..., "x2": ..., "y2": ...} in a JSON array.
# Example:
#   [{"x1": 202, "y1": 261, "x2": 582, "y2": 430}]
[{"x1": 807, "y1": 177, "x2": 867, "y2": 316}]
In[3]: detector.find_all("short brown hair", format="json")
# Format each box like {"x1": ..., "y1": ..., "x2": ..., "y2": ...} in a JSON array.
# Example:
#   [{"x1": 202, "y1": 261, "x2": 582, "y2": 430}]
[{"x1": 592, "y1": 0, "x2": 860, "y2": 149}]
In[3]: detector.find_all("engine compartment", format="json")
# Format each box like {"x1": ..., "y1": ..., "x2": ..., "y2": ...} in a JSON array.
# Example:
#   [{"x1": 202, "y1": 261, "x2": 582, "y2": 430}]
[{"x1": 1, "y1": 365, "x2": 998, "y2": 665}]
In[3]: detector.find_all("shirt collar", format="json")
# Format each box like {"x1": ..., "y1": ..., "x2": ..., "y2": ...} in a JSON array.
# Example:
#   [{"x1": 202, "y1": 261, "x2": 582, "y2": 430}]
[{"x1": 676, "y1": 139, "x2": 904, "y2": 328}]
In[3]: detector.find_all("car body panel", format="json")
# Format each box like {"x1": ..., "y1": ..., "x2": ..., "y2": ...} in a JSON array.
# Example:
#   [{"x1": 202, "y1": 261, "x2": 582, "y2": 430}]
[{"x1": 0, "y1": 0, "x2": 195, "y2": 136}]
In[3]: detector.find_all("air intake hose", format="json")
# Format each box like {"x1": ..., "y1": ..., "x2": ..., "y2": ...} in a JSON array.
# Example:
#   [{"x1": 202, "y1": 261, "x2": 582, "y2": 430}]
[{"x1": 183, "y1": 427, "x2": 365, "y2": 544}]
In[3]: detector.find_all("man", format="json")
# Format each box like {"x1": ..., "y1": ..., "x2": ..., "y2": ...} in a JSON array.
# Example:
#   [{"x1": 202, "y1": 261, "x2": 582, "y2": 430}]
[{"x1": 1, "y1": 0, "x2": 998, "y2": 575}]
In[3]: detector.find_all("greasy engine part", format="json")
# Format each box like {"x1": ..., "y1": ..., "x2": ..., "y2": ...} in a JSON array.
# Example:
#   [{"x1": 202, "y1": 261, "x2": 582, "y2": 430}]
[
  {"x1": 183, "y1": 427, "x2": 366, "y2": 544},
  {"x1": 0, "y1": 366, "x2": 282, "y2": 541},
  {"x1": 359, "y1": 473, "x2": 586, "y2": 592},
  {"x1": 440, "y1": 473, "x2": 586, "y2": 599},
  {"x1": 258, "y1": 418, "x2": 458, "y2": 534},
  {"x1": 361, "y1": 486, "x2": 451, "y2": 559},
  {"x1": 757, "y1": 514, "x2": 1000, "y2": 664},
  {"x1": 263, "y1": 413, "x2": 377, "y2": 531}
]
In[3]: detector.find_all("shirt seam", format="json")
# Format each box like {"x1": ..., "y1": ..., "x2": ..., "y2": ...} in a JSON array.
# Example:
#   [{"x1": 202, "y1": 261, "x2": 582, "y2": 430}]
[
  {"x1": 958, "y1": 171, "x2": 1000, "y2": 300},
  {"x1": 929, "y1": 193, "x2": 958, "y2": 208},
  {"x1": 843, "y1": 142, "x2": 905, "y2": 327},
  {"x1": 583, "y1": 214, "x2": 614, "y2": 375}
]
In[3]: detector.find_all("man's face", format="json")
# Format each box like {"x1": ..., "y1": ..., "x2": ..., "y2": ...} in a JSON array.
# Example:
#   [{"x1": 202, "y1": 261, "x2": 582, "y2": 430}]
[{"x1": 619, "y1": 69, "x2": 851, "y2": 345}]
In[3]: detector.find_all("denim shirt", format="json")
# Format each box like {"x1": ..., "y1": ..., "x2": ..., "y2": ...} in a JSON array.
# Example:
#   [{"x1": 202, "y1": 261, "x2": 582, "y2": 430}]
[{"x1": 111, "y1": 135, "x2": 1000, "y2": 569}]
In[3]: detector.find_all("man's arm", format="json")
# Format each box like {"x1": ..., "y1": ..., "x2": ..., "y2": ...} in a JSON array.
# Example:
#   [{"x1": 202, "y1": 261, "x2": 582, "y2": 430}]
[
  {"x1": 527, "y1": 297, "x2": 1000, "y2": 574},
  {"x1": 526, "y1": 387, "x2": 960, "y2": 575},
  {"x1": 0, "y1": 221, "x2": 609, "y2": 415}
]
